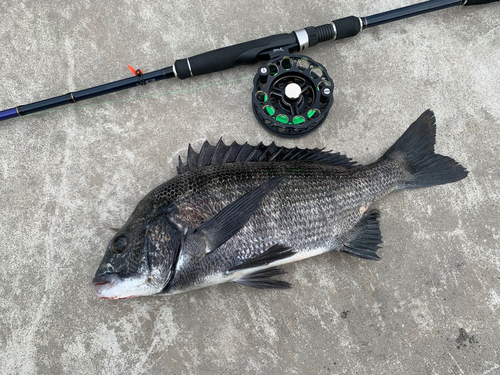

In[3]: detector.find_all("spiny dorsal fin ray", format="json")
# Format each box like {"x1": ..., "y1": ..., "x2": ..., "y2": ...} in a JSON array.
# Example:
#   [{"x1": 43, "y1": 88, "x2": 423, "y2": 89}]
[
  {"x1": 221, "y1": 141, "x2": 240, "y2": 164},
  {"x1": 177, "y1": 155, "x2": 187, "y2": 174},
  {"x1": 211, "y1": 139, "x2": 231, "y2": 165},
  {"x1": 197, "y1": 141, "x2": 216, "y2": 168},
  {"x1": 177, "y1": 140, "x2": 358, "y2": 174},
  {"x1": 258, "y1": 142, "x2": 279, "y2": 161},
  {"x1": 246, "y1": 142, "x2": 264, "y2": 162},
  {"x1": 186, "y1": 144, "x2": 199, "y2": 171},
  {"x1": 235, "y1": 142, "x2": 255, "y2": 163}
]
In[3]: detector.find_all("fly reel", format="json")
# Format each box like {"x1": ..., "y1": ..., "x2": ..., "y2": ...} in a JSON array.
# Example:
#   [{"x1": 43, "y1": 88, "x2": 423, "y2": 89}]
[{"x1": 252, "y1": 55, "x2": 334, "y2": 138}]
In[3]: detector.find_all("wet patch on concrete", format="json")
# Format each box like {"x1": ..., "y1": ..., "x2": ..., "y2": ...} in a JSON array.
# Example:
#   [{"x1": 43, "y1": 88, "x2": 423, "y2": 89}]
[{"x1": 455, "y1": 328, "x2": 478, "y2": 350}]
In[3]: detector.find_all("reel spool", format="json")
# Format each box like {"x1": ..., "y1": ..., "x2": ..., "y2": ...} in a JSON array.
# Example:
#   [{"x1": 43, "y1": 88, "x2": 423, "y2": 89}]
[{"x1": 252, "y1": 54, "x2": 334, "y2": 138}]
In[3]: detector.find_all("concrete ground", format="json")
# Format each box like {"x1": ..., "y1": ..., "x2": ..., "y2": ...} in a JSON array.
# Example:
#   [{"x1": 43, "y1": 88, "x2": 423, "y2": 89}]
[{"x1": 1, "y1": 1, "x2": 499, "y2": 374}]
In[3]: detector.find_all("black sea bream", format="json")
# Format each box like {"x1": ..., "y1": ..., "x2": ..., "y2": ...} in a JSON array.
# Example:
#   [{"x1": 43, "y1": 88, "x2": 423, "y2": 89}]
[{"x1": 93, "y1": 110, "x2": 467, "y2": 299}]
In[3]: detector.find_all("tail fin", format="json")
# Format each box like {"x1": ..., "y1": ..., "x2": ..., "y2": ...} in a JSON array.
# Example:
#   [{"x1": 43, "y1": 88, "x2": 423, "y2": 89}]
[{"x1": 383, "y1": 110, "x2": 468, "y2": 189}]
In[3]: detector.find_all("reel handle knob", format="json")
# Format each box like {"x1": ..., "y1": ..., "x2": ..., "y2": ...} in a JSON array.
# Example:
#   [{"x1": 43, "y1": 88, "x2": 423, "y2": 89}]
[
  {"x1": 258, "y1": 66, "x2": 269, "y2": 83},
  {"x1": 320, "y1": 86, "x2": 332, "y2": 102}
]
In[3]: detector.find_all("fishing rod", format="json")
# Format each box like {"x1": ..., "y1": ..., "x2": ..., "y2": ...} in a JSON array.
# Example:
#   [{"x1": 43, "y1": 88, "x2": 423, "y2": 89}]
[{"x1": 0, "y1": 0, "x2": 497, "y2": 137}]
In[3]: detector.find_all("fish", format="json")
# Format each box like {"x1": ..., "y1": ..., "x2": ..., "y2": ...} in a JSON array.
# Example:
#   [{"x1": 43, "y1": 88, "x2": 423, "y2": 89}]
[{"x1": 93, "y1": 110, "x2": 467, "y2": 299}]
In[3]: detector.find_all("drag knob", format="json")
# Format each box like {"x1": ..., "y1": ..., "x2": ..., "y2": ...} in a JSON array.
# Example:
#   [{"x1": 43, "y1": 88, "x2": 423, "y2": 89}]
[{"x1": 284, "y1": 83, "x2": 302, "y2": 100}]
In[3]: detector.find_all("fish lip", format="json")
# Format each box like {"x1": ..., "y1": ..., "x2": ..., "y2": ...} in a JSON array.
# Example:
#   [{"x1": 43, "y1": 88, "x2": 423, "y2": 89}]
[
  {"x1": 92, "y1": 272, "x2": 116, "y2": 285},
  {"x1": 94, "y1": 272, "x2": 152, "y2": 299},
  {"x1": 94, "y1": 276, "x2": 117, "y2": 298}
]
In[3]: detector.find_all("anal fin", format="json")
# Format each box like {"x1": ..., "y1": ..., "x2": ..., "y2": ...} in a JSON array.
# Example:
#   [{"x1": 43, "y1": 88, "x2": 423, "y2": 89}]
[
  {"x1": 341, "y1": 210, "x2": 382, "y2": 260},
  {"x1": 234, "y1": 267, "x2": 291, "y2": 289}
]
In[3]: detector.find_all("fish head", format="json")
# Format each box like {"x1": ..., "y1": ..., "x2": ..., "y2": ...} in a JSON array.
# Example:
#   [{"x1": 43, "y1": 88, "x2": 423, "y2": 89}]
[{"x1": 93, "y1": 216, "x2": 181, "y2": 299}]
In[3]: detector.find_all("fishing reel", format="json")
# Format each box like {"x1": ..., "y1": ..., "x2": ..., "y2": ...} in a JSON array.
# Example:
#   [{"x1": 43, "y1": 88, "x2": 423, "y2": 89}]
[{"x1": 252, "y1": 54, "x2": 334, "y2": 138}]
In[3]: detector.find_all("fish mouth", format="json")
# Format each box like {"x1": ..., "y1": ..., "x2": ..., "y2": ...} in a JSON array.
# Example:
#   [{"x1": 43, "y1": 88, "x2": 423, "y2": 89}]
[
  {"x1": 92, "y1": 273, "x2": 115, "y2": 286},
  {"x1": 93, "y1": 273, "x2": 121, "y2": 299},
  {"x1": 93, "y1": 272, "x2": 156, "y2": 300}
]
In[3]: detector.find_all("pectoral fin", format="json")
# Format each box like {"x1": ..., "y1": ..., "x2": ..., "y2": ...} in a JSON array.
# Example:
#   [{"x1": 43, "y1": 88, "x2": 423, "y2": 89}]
[
  {"x1": 229, "y1": 244, "x2": 295, "y2": 271},
  {"x1": 193, "y1": 176, "x2": 286, "y2": 254}
]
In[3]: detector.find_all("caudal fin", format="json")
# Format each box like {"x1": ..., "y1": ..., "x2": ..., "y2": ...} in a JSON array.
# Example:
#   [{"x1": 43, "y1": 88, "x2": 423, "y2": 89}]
[{"x1": 383, "y1": 110, "x2": 468, "y2": 189}]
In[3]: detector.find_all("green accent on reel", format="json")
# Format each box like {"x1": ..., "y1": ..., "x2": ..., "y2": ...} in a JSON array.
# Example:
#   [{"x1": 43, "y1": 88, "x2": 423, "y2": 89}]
[
  {"x1": 256, "y1": 91, "x2": 268, "y2": 102},
  {"x1": 276, "y1": 114, "x2": 289, "y2": 124},
  {"x1": 307, "y1": 109, "x2": 321, "y2": 119},
  {"x1": 292, "y1": 116, "x2": 305, "y2": 124},
  {"x1": 264, "y1": 106, "x2": 275, "y2": 116}
]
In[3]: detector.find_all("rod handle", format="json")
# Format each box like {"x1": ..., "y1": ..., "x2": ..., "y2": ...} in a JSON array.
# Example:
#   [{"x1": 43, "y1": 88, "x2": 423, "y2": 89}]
[
  {"x1": 174, "y1": 33, "x2": 298, "y2": 80},
  {"x1": 464, "y1": 0, "x2": 499, "y2": 5},
  {"x1": 332, "y1": 16, "x2": 363, "y2": 40}
]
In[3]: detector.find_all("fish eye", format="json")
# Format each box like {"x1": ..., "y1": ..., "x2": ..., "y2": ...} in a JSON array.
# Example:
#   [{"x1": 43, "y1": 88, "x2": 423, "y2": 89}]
[{"x1": 112, "y1": 235, "x2": 128, "y2": 254}]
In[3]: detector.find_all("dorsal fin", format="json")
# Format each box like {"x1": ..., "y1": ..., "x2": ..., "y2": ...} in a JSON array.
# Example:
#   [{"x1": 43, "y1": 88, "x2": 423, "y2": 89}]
[
  {"x1": 177, "y1": 140, "x2": 358, "y2": 174},
  {"x1": 235, "y1": 142, "x2": 257, "y2": 162},
  {"x1": 187, "y1": 144, "x2": 199, "y2": 171},
  {"x1": 221, "y1": 141, "x2": 240, "y2": 163},
  {"x1": 211, "y1": 139, "x2": 231, "y2": 165},
  {"x1": 197, "y1": 141, "x2": 216, "y2": 168}
]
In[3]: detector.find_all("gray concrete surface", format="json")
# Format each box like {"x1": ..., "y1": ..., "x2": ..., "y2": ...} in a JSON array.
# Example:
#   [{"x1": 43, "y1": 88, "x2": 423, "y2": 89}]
[{"x1": 1, "y1": 1, "x2": 499, "y2": 374}]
